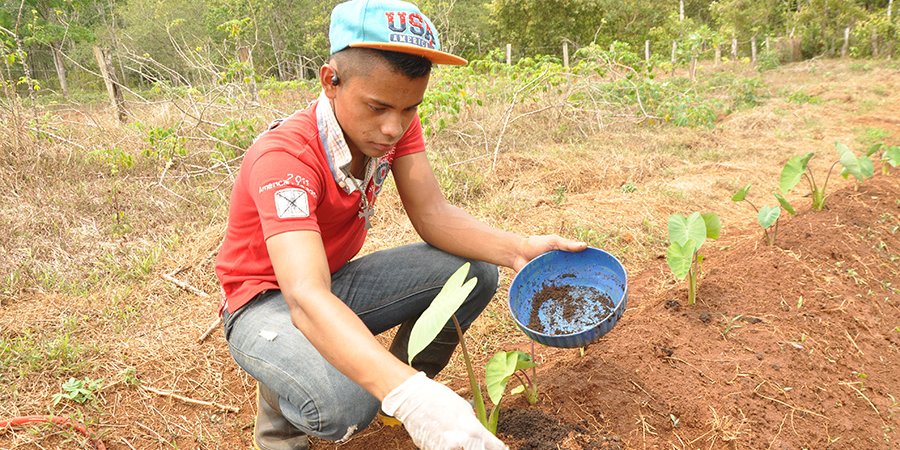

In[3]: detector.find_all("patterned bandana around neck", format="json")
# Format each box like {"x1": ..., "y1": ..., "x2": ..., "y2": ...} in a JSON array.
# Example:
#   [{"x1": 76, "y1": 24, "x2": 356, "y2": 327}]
[{"x1": 316, "y1": 91, "x2": 378, "y2": 228}]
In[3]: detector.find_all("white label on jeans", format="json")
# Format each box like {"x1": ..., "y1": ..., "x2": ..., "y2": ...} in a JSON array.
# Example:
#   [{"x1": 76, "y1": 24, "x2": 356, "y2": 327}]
[{"x1": 259, "y1": 330, "x2": 278, "y2": 341}]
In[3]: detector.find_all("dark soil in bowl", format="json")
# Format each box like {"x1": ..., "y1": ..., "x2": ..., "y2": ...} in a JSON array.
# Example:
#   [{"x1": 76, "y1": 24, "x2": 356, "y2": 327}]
[{"x1": 527, "y1": 283, "x2": 614, "y2": 335}]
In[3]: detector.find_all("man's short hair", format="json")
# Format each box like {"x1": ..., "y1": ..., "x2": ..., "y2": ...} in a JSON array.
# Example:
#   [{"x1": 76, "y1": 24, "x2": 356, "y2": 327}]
[{"x1": 332, "y1": 47, "x2": 433, "y2": 81}]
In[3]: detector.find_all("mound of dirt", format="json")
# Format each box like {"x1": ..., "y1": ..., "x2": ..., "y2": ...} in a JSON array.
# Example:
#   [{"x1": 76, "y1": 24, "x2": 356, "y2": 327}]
[
  {"x1": 325, "y1": 173, "x2": 898, "y2": 450},
  {"x1": 527, "y1": 173, "x2": 899, "y2": 449}
]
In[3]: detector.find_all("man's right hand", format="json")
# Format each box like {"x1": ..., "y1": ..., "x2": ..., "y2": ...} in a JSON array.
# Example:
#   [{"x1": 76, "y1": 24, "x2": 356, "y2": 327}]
[{"x1": 382, "y1": 372, "x2": 508, "y2": 450}]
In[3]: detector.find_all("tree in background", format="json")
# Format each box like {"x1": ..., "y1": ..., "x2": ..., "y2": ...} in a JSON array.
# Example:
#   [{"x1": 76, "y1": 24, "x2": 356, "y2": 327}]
[
  {"x1": 794, "y1": 0, "x2": 866, "y2": 56},
  {"x1": 1, "y1": 0, "x2": 98, "y2": 98},
  {"x1": 1, "y1": 0, "x2": 897, "y2": 98},
  {"x1": 711, "y1": 0, "x2": 785, "y2": 45},
  {"x1": 488, "y1": 0, "x2": 600, "y2": 56}
]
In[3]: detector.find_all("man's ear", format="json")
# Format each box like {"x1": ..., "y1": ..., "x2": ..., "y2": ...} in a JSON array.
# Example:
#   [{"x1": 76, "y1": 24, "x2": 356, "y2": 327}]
[{"x1": 320, "y1": 64, "x2": 339, "y2": 98}]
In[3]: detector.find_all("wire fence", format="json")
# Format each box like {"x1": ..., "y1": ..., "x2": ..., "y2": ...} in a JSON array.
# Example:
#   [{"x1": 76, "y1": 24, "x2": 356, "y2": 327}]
[{"x1": 2, "y1": 25, "x2": 897, "y2": 98}]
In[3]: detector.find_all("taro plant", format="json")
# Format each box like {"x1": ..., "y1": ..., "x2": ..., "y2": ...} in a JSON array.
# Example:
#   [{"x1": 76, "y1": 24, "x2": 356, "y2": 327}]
[
  {"x1": 407, "y1": 263, "x2": 538, "y2": 435},
  {"x1": 731, "y1": 184, "x2": 796, "y2": 246},
  {"x1": 780, "y1": 142, "x2": 874, "y2": 211},
  {"x1": 865, "y1": 143, "x2": 900, "y2": 175},
  {"x1": 483, "y1": 350, "x2": 538, "y2": 432},
  {"x1": 666, "y1": 212, "x2": 721, "y2": 305}
]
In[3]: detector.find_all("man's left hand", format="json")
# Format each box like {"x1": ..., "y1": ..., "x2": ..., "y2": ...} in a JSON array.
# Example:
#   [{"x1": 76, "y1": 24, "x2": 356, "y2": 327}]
[{"x1": 512, "y1": 235, "x2": 588, "y2": 272}]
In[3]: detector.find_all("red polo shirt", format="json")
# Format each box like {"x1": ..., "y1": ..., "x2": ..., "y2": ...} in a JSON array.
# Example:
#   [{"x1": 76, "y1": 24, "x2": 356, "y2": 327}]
[{"x1": 215, "y1": 101, "x2": 425, "y2": 313}]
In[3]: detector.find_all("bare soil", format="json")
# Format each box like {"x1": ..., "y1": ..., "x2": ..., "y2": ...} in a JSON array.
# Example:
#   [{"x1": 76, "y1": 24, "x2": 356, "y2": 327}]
[{"x1": 316, "y1": 174, "x2": 900, "y2": 450}]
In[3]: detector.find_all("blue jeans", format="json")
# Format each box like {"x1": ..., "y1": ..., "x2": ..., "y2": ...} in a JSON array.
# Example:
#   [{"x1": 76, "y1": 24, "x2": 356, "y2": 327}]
[{"x1": 222, "y1": 243, "x2": 498, "y2": 442}]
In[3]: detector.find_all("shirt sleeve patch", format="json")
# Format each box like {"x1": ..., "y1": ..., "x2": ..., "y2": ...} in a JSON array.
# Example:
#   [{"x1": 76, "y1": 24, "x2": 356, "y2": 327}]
[{"x1": 274, "y1": 188, "x2": 310, "y2": 219}]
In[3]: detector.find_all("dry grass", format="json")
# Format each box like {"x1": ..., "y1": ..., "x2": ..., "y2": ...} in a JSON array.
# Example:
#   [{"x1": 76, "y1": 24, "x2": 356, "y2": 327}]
[{"x1": 1, "y1": 58, "x2": 898, "y2": 448}]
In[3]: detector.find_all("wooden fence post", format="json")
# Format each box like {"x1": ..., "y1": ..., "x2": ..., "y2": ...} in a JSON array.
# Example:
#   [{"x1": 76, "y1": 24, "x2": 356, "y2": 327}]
[
  {"x1": 645, "y1": 40, "x2": 651, "y2": 63},
  {"x1": 731, "y1": 37, "x2": 738, "y2": 61},
  {"x1": 506, "y1": 43, "x2": 512, "y2": 65},
  {"x1": 765, "y1": 37, "x2": 771, "y2": 52},
  {"x1": 714, "y1": 45, "x2": 721, "y2": 65},
  {"x1": 842, "y1": 27, "x2": 850, "y2": 58},
  {"x1": 889, "y1": 0, "x2": 895, "y2": 58},
  {"x1": 750, "y1": 36, "x2": 757, "y2": 63},
  {"x1": 563, "y1": 41, "x2": 569, "y2": 68},
  {"x1": 50, "y1": 44, "x2": 68, "y2": 99},
  {"x1": 92, "y1": 46, "x2": 126, "y2": 123},
  {"x1": 689, "y1": 54, "x2": 697, "y2": 81},
  {"x1": 671, "y1": 41, "x2": 677, "y2": 65},
  {"x1": 871, "y1": 28, "x2": 879, "y2": 57}
]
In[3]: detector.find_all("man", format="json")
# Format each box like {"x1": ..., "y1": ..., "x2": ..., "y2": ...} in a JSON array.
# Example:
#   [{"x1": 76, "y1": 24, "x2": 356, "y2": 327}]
[{"x1": 215, "y1": 1, "x2": 586, "y2": 449}]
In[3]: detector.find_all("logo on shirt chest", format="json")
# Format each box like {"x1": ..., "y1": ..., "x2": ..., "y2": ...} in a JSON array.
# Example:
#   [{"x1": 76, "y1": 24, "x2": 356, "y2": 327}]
[{"x1": 274, "y1": 188, "x2": 310, "y2": 219}]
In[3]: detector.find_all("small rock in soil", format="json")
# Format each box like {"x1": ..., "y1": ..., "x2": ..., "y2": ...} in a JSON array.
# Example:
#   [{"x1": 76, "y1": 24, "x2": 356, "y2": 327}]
[
  {"x1": 664, "y1": 299, "x2": 681, "y2": 311},
  {"x1": 656, "y1": 345, "x2": 674, "y2": 357},
  {"x1": 698, "y1": 312, "x2": 711, "y2": 323},
  {"x1": 740, "y1": 316, "x2": 763, "y2": 324}
]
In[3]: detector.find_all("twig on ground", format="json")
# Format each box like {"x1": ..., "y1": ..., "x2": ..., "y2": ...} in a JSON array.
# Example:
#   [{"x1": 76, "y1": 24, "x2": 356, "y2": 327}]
[
  {"x1": 752, "y1": 383, "x2": 827, "y2": 419},
  {"x1": 27, "y1": 127, "x2": 86, "y2": 150},
  {"x1": 567, "y1": 395, "x2": 603, "y2": 433},
  {"x1": 838, "y1": 381, "x2": 884, "y2": 424},
  {"x1": 198, "y1": 316, "x2": 223, "y2": 343},
  {"x1": 162, "y1": 273, "x2": 210, "y2": 298},
  {"x1": 766, "y1": 412, "x2": 789, "y2": 450},
  {"x1": 629, "y1": 380, "x2": 657, "y2": 401},
  {"x1": 139, "y1": 385, "x2": 239, "y2": 413},
  {"x1": 844, "y1": 330, "x2": 863, "y2": 356},
  {"x1": 635, "y1": 410, "x2": 657, "y2": 447},
  {"x1": 120, "y1": 437, "x2": 138, "y2": 450},
  {"x1": 135, "y1": 421, "x2": 166, "y2": 444},
  {"x1": 664, "y1": 356, "x2": 717, "y2": 384}
]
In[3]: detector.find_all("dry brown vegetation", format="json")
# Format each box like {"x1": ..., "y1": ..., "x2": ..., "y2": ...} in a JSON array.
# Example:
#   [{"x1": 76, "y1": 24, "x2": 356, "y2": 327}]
[{"x1": 1, "y1": 59, "x2": 898, "y2": 449}]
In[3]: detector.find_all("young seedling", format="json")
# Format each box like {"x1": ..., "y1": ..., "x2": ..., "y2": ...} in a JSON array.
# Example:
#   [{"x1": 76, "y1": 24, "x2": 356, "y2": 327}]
[
  {"x1": 484, "y1": 349, "x2": 538, "y2": 432},
  {"x1": 407, "y1": 263, "x2": 484, "y2": 422},
  {"x1": 865, "y1": 143, "x2": 900, "y2": 175},
  {"x1": 731, "y1": 184, "x2": 796, "y2": 246},
  {"x1": 720, "y1": 314, "x2": 743, "y2": 339},
  {"x1": 407, "y1": 263, "x2": 540, "y2": 434},
  {"x1": 666, "y1": 212, "x2": 721, "y2": 305},
  {"x1": 780, "y1": 142, "x2": 874, "y2": 211}
]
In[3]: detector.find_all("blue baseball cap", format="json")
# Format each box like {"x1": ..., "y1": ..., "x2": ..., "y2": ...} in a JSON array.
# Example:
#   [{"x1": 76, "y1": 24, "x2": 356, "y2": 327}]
[{"x1": 330, "y1": 0, "x2": 467, "y2": 65}]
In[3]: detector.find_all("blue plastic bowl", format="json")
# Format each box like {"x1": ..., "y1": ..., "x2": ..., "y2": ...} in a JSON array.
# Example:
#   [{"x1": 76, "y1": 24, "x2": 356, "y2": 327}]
[{"x1": 508, "y1": 247, "x2": 628, "y2": 348}]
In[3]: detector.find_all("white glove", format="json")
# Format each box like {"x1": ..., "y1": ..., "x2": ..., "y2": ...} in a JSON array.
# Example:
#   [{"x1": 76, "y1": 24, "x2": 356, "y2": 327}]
[{"x1": 382, "y1": 372, "x2": 508, "y2": 450}]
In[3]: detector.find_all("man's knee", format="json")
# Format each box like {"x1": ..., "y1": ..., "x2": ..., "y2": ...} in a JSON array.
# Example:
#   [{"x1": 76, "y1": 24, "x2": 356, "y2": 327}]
[
  {"x1": 285, "y1": 390, "x2": 380, "y2": 442},
  {"x1": 469, "y1": 260, "x2": 499, "y2": 301}
]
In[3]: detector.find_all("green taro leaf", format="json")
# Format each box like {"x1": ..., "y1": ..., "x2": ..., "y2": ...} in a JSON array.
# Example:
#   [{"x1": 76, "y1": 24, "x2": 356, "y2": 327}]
[
  {"x1": 407, "y1": 263, "x2": 477, "y2": 364},
  {"x1": 881, "y1": 146, "x2": 900, "y2": 167},
  {"x1": 668, "y1": 213, "x2": 707, "y2": 248},
  {"x1": 757, "y1": 205, "x2": 781, "y2": 229},
  {"x1": 731, "y1": 184, "x2": 752, "y2": 202},
  {"x1": 485, "y1": 351, "x2": 536, "y2": 405},
  {"x1": 780, "y1": 152, "x2": 814, "y2": 193},
  {"x1": 884, "y1": 146, "x2": 900, "y2": 167},
  {"x1": 865, "y1": 143, "x2": 883, "y2": 157},
  {"x1": 837, "y1": 143, "x2": 874, "y2": 182},
  {"x1": 701, "y1": 213, "x2": 721, "y2": 240},
  {"x1": 666, "y1": 240, "x2": 696, "y2": 280},
  {"x1": 774, "y1": 193, "x2": 796, "y2": 215}
]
